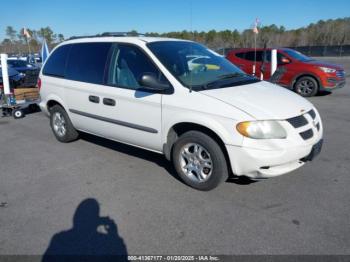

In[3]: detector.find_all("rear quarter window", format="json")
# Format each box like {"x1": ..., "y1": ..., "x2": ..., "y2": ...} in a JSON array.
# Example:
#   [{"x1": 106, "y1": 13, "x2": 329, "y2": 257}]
[
  {"x1": 43, "y1": 44, "x2": 71, "y2": 77},
  {"x1": 235, "y1": 52, "x2": 245, "y2": 59},
  {"x1": 65, "y1": 42, "x2": 112, "y2": 84}
]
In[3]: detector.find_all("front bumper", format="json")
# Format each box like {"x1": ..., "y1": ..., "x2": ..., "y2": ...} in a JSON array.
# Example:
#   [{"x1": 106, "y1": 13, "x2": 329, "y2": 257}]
[
  {"x1": 321, "y1": 77, "x2": 346, "y2": 91},
  {"x1": 226, "y1": 138, "x2": 322, "y2": 179}
]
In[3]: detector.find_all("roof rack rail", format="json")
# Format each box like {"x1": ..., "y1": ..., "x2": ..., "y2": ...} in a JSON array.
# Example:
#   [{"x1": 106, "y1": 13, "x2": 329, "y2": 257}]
[
  {"x1": 101, "y1": 32, "x2": 146, "y2": 37},
  {"x1": 67, "y1": 35, "x2": 101, "y2": 41},
  {"x1": 66, "y1": 32, "x2": 146, "y2": 41}
]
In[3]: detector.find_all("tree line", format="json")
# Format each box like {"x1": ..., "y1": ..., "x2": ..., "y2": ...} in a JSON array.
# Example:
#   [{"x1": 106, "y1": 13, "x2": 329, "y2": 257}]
[
  {"x1": 1, "y1": 17, "x2": 349, "y2": 54},
  {"x1": 0, "y1": 26, "x2": 63, "y2": 54},
  {"x1": 147, "y1": 17, "x2": 350, "y2": 50}
]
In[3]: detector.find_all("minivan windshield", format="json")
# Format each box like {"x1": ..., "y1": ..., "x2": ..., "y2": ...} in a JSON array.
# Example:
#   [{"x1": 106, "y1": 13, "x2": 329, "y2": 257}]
[
  {"x1": 147, "y1": 41, "x2": 259, "y2": 90},
  {"x1": 283, "y1": 49, "x2": 313, "y2": 62}
]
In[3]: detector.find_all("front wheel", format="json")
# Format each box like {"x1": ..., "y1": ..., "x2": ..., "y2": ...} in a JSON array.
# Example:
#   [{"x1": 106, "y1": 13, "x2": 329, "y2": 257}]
[
  {"x1": 50, "y1": 105, "x2": 79, "y2": 143},
  {"x1": 294, "y1": 76, "x2": 318, "y2": 97},
  {"x1": 172, "y1": 131, "x2": 228, "y2": 191}
]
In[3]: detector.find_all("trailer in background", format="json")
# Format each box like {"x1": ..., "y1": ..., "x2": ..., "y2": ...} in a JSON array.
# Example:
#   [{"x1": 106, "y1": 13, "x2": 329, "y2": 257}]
[
  {"x1": 1, "y1": 88, "x2": 40, "y2": 119},
  {"x1": 1, "y1": 53, "x2": 40, "y2": 119}
]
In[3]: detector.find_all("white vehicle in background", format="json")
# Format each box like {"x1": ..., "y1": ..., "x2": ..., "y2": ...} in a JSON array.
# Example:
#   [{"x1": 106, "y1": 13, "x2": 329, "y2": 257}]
[{"x1": 39, "y1": 34, "x2": 323, "y2": 191}]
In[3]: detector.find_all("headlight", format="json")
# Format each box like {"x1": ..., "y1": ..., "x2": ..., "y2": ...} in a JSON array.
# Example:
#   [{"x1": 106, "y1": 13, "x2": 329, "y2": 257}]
[
  {"x1": 19, "y1": 72, "x2": 26, "y2": 77},
  {"x1": 319, "y1": 67, "x2": 336, "y2": 73},
  {"x1": 236, "y1": 121, "x2": 287, "y2": 139}
]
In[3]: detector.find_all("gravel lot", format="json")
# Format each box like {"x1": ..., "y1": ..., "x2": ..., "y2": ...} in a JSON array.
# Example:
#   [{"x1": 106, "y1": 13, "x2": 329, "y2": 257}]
[{"x1": 0, "y1": 57, "x2": 349, "y2": 257}]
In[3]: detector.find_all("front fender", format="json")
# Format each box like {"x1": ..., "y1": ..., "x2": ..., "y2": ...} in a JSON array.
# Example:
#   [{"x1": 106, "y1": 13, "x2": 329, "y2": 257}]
[
  {"x1": 162, "y1": 110, "x2": 244, "y2": 147},
  {"x1": 291, "y1": 72, "x2": 322, "y2": 89}
]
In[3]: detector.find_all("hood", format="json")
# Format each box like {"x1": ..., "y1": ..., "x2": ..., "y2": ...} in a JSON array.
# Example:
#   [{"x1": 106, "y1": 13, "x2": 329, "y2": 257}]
[
  {"x1": 305, "y1": 60, "x2": 344, "y2": 70},
  {"x1": 0, "y1": 67, "x2": 20, "y2": 78},
  {"x1": 199, "y1": 81, "x2": 313, "y2": 120}
]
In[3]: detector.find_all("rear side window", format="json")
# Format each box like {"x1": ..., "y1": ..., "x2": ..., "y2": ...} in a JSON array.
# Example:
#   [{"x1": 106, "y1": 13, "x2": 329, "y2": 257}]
[
  {"x1": 43, "y1": 45, "x2": 70, "y2": 77},
  {"x1": 245, "y1": 51, "x2": 263, "y2": 62},
  {"x1": 235, "y1": 52, "x2": 245, "y2": 59},
  {"x1": 66, "y1": 42, "x2": 112, "y2": 84}
]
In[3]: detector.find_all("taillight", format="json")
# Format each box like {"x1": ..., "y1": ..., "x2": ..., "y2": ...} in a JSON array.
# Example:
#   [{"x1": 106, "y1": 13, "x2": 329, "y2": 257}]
[{"x1": 37, "y1": 77, "x2": 42, "y2": 90}]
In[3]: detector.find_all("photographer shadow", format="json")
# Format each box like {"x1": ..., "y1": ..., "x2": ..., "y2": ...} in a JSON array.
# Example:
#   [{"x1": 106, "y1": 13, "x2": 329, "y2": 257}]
[{"x1": 42, "y1": 198, "x2": 128, "y2": 262}]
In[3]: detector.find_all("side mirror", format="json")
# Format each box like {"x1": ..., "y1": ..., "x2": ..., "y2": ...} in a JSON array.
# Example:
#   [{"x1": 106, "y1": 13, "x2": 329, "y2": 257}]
[
  {"x1": 280, "y1": 57, "x2": 291, "y2": 64},
  {"x1": 139, "y1": 73, "x2": 170, "y2": 91}
]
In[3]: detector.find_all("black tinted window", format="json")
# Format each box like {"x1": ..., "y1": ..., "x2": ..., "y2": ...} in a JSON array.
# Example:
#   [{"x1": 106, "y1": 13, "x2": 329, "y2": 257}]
[
  {"x1": 43, "y1": 45, "x2": 70, "y2": 77},
  {"x1": 235, "y1": 52, "x2": 245, "y2": 59},
  {"x1": 107, "y1": 44, "x2": 164, "y2": 90},
  {"x1": 245, "y1": 51, "x2": 263, "y2": 62},
  {"x1": 66, "y1": 42, "x2": 111, "y2": 84}
]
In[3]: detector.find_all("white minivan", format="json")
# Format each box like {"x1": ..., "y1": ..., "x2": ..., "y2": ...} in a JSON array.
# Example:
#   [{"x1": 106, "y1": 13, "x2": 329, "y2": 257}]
[{"x1": 39, "y1": 35, "x2": 323, "y2": 190}]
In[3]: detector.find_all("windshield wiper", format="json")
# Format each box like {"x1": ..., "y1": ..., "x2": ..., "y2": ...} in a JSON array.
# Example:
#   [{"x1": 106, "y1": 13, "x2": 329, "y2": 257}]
[
  {"x1": 216, "y1": 72, "x2": 246, "y2": 79},
  {"x1": 200, "y1": 73, "x2": 248, "y2": 89}
]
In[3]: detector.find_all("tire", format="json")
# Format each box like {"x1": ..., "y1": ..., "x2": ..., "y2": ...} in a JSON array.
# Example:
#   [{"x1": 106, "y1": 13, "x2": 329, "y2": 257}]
[
  {"x1": 13, "y1": 109, "x2": 25, "y2": 119},
  {"x1": 172, "y1": 131, "x2": 228, "y2": 191},
  {"x1": 28, "y1": 103, "x2": 39, "y2": 112},
  {"x1": 50, "y1": 105, "x2": 79, "y2": 143},
  {"x1": 294, "y1": 76, "x2": 318, "y2": 97}
]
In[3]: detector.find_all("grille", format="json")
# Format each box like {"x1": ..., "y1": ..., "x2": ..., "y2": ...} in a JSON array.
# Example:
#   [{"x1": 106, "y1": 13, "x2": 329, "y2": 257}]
[
  {"x1": 286, "y1": 115, "x2": 308, "y2": 128},
  {"x1": 308, "y1": 109, "x2": 316, "y2": 119},
  {"x1": 286, "y1": 110, "x2": 320, "y2": 141},
  {"x1": 336, "y1": 70, "x2": 345, "y2": 79},
  {"x1": 300, "y1": 129, "x2": 314, "y2": 140}
]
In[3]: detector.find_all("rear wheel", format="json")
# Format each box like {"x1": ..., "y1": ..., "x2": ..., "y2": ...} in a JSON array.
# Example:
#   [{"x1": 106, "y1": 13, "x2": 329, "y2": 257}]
[
  {"x1": 172, "y1": 131, "x2": 228, "y2": 191},
  {"x1": 294, "y1": 76, "x2": 318, "y2": 97},
  {"x1": 50, "y1": 105, "x2": 79, "y2": 142},
  {"x1": 13, "y1": 109, "x2": 25, "y2": 119}
]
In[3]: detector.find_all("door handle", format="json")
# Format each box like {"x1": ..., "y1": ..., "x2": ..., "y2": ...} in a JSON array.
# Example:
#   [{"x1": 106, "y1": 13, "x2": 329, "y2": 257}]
[
  {"x1": 103, "y1": 98, "x2": 116, "y2": 106},
  {"x1": 89, "y1": 95, "x2": 100, "y2": 103}
]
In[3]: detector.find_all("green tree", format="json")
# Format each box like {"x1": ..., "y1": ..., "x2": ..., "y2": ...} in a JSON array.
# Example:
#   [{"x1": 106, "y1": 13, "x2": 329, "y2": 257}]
[
  {"x1": 129, "y1": 30, "x2": 138, "y2": 36},
  {"x1": 57, "y1": 34, "x2": 65, "y2": 42},
  {"x1": 37, "y1": 26, "x2": 55, "y2": 44},
  {"x1": 5, "y1": 26, "x2": 17, "y2": 42}
]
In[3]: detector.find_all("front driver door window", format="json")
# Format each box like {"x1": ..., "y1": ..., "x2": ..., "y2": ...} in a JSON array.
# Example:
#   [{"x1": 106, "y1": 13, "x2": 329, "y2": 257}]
[{"x1": 107, "y1": 44, "x2": 166, "y2": 90}]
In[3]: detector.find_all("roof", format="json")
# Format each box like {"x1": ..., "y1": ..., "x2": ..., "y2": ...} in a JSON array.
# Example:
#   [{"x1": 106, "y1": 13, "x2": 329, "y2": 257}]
[
  {"x1": 229, "y1": 47, "x2": 293, "y2": 52},
  {"x1": 62, "y1": 36, "x2": 190, "y2": 45}
]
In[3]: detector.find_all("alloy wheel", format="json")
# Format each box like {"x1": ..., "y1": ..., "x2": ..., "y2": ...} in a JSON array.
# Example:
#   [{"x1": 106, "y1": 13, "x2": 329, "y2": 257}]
[
  {"x1": 179, "y1": 143, "x2": 213, "y2": 183},
  {"x1": 297, "y1": 79, "x2": 315, "y2": 96},
  {"x1": 53, "y1": 112, "x2": 66, "y2": 137}
]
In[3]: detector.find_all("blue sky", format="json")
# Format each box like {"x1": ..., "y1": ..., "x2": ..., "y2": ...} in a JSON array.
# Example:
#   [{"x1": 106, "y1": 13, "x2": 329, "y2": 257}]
[{"x1": 1, "y1": 0, "x2": 349, "y2": 40}]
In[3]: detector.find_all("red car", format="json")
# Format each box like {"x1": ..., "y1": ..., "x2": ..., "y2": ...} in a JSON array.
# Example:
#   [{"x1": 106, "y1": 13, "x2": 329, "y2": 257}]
[{"x1": 226, "y1": 48, "x2": 346, "y2": 97}]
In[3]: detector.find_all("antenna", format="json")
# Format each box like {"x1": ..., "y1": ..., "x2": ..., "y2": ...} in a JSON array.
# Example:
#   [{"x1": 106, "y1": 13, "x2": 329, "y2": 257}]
[{"x1": 189, "y1": 0, "x2": 193, "y2": 93}]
